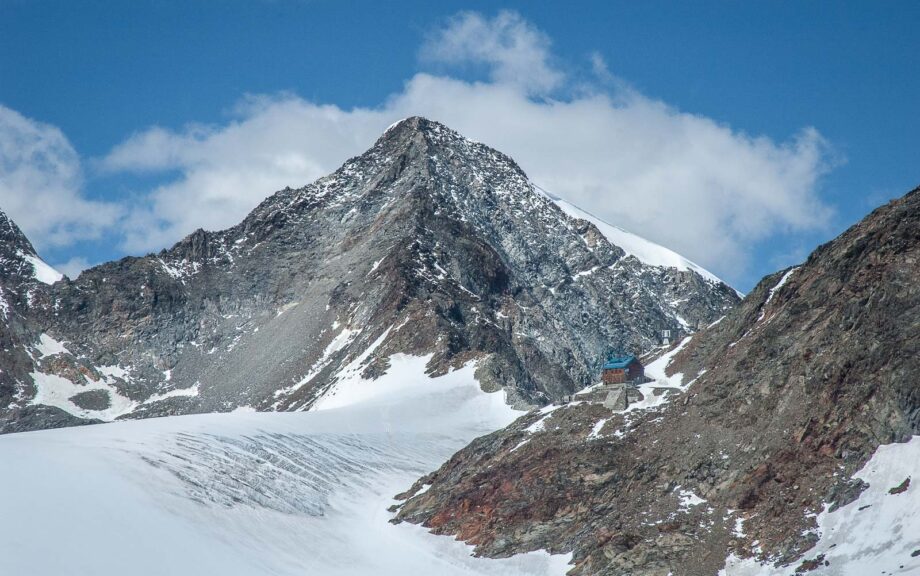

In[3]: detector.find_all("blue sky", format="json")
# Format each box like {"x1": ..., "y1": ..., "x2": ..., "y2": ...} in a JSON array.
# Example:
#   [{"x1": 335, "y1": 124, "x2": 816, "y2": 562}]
[{"x1": 1, "y1": 1, "x2": 918, "y2": 291}]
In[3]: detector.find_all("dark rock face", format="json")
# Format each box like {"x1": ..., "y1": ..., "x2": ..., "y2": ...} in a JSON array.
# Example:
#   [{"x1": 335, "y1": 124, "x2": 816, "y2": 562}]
[
  {"x1": 393, "y1": 187, "x2": 920, "y2": 575},
  {"x1": 1, "y1": 117, "x2": 738, "y2": 432},
  {"x1": 69, "y1": 390, "x2": 112, "y2": 411},
  {"x1": 0, "y1": 212, "x2": 71, "y2": 430}
]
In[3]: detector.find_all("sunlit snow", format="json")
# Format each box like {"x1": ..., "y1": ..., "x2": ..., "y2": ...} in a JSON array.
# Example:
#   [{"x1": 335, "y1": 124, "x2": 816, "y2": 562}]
[
  {"x1": 721, "y1": 436, "x2": 920, "y2": 575},
  {"x1": 0, "y1": 354, "x2": 572, "y2": 576},
  {"x1": 618, "y1": 336, "x2": 691, "y2": 412},
  {"x1": 18, "y1": 251, "x2": 63, "y2": 285},
  {"x1": 756, "y1": 266, "x2": 799, "y2": 322},
  {"x1": 35, "y1": 333, "x2": 71, "y2": 358},
  {"x1": 676, "y1": 487, "x2": 707, "y2": 510},
  {"x1": 551, "y1": 197, "x2": 727, "y2": 287}
]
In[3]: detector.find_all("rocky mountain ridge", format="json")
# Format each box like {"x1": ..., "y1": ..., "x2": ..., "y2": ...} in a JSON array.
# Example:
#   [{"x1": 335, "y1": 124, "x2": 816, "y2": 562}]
[
  {"x1": 1, "y1": 117, "x2": 739, "y2": 432},
  {"x1": 392, "y1": 186, "x2": 920, "y2": 575}
]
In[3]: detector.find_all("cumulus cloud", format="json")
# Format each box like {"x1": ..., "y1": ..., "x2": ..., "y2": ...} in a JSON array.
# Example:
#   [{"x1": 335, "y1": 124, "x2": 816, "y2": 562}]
[
  {"x1": 4, "y1": 11, "x2": 835, "y2": 286},
  {"x1": 421, "y1": 10, "x2": 563, "y2": 95},
  {"x1": 0, "y1": 105, "x2": 122, "y2": 249},
  {"x1": 53, "y1": 256, "x2": 94, "y2": 279},
  {"x1": 588, "y1": 52, "x2": 614, "y2": 83},
  {"x1": 101, "y1": 98, "x2": 394, "y2": 251}
]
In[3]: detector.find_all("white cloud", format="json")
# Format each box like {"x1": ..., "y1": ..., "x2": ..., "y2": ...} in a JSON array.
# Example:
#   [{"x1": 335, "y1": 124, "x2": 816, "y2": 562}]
[
  {"x1": 101, "y1": 98, "x2": 393, "y2": 252},
  {"x1": 420, "y1": 10, "x2": 563, "y2": 95},
  {"x1": 0, "y1": 105, "x2": 122, "y2": 249},
  {"x1": 2, "y1": 11, "x2": 835, "y2": 286},
  {"x1": 53, "y1": 256, "x2": 94, "y2": 279},
  {"x1": 588, "y1": 52, "x2": 614, "y2": 83}
]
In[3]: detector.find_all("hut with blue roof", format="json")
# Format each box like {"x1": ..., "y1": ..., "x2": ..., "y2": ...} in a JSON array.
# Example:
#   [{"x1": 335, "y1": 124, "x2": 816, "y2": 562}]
[{"x1": 602, "y1": 354, "x2": 644, "y2": 384}]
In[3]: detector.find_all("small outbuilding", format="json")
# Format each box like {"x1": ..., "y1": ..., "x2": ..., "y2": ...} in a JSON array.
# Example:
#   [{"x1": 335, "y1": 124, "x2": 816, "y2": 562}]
[{"x1": 602, "y1": 354, "x2": 644, "y2": 384}]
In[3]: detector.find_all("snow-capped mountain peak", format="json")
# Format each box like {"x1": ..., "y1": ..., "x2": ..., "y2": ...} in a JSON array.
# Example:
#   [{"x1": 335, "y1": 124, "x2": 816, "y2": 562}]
[{"x1": 0, "y1": 117, "x2": 739, "y2": 432}]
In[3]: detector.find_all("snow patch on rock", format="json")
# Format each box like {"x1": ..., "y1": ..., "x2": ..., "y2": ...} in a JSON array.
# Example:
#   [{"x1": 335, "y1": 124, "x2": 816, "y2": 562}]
[
  {"x1": 676, "y1": 487, "x2": 707, "y2": 510},
  {"x1": 757, "y1": 267, "x2": 799, "y2": 322},
  {"x1": 588, "y1": 417, "x2": 609, "y2": 439},
  {"x1": 144, "y1": 382, "x2": 200, "y2": 404},
  {"x1": 29, "y1": 370, "x2": 136, "y2": 421},
  {"x1": 19, "y1": 251, "x2": 63, "y2": 285},
  {"x1": 35, "y1": 333, "x2": 71, "y2": 358}
]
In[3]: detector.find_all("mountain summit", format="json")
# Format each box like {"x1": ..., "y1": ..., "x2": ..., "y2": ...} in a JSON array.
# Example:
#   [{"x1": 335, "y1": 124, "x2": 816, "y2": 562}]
[{"x1": 0, "y1": 117, "x2": 738, "y2": 432}]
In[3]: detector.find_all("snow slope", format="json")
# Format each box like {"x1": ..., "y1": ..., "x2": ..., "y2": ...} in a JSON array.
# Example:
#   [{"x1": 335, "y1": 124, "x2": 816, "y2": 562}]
[
  {"x1": 551, "y1": 196, "x2": 726, "y2": 286},
  {"x1": 18, "y1": 250, "x2": 63, "y2": 284},
  {"x1": 0, "y1": 355, "x2": 571, "y2": 576},
  {"x1": 722, "y1": 436, "x2": 920, "y2": 575}
]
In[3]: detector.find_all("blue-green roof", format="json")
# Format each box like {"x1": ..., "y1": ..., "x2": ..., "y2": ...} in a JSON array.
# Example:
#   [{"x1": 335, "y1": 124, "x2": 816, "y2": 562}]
[{"x1": 603, "y1": 355, "x2": 638, "y2": 370}]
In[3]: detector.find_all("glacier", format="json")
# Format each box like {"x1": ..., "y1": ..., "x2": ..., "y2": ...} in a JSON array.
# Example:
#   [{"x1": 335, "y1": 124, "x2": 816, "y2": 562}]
[{"x1": 0, "y1": 354, "x2": 572, "y2": 575}]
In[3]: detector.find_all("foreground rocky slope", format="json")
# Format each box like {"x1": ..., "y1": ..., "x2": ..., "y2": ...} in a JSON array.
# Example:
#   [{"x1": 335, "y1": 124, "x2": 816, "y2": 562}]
[
  {"x1": 1, "y1": 117, "x2": 738, "y2": 432},
  {"x1": 394, "y1": 187, "x2": 920, "y2": 575}
]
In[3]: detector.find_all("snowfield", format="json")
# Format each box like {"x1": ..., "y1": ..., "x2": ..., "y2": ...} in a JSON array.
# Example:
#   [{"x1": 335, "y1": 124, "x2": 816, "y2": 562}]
[{"x1": 0, "y1": 355, "x2": 571, "y2": 576}]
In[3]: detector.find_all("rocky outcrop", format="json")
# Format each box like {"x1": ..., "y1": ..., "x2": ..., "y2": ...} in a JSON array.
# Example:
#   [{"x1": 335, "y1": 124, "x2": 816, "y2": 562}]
[
  {"x1": 393, "y1": 187, "x2": 920, "y2": 575},
  {"x1": 0, "y1": 212, "x2": 89, "y2": 431},
  {"x1": 1, "y1": 117, "x2": 738, "y2": 432}
]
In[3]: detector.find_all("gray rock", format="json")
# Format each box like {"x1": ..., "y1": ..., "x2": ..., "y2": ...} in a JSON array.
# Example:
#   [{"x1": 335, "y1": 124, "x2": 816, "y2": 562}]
[
  {"x1": 0, "y1": 117, "x2": 739, "y2": 432},
  {"x1": 68, "y1": 390, "x2": 111, "y2": 411}
]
